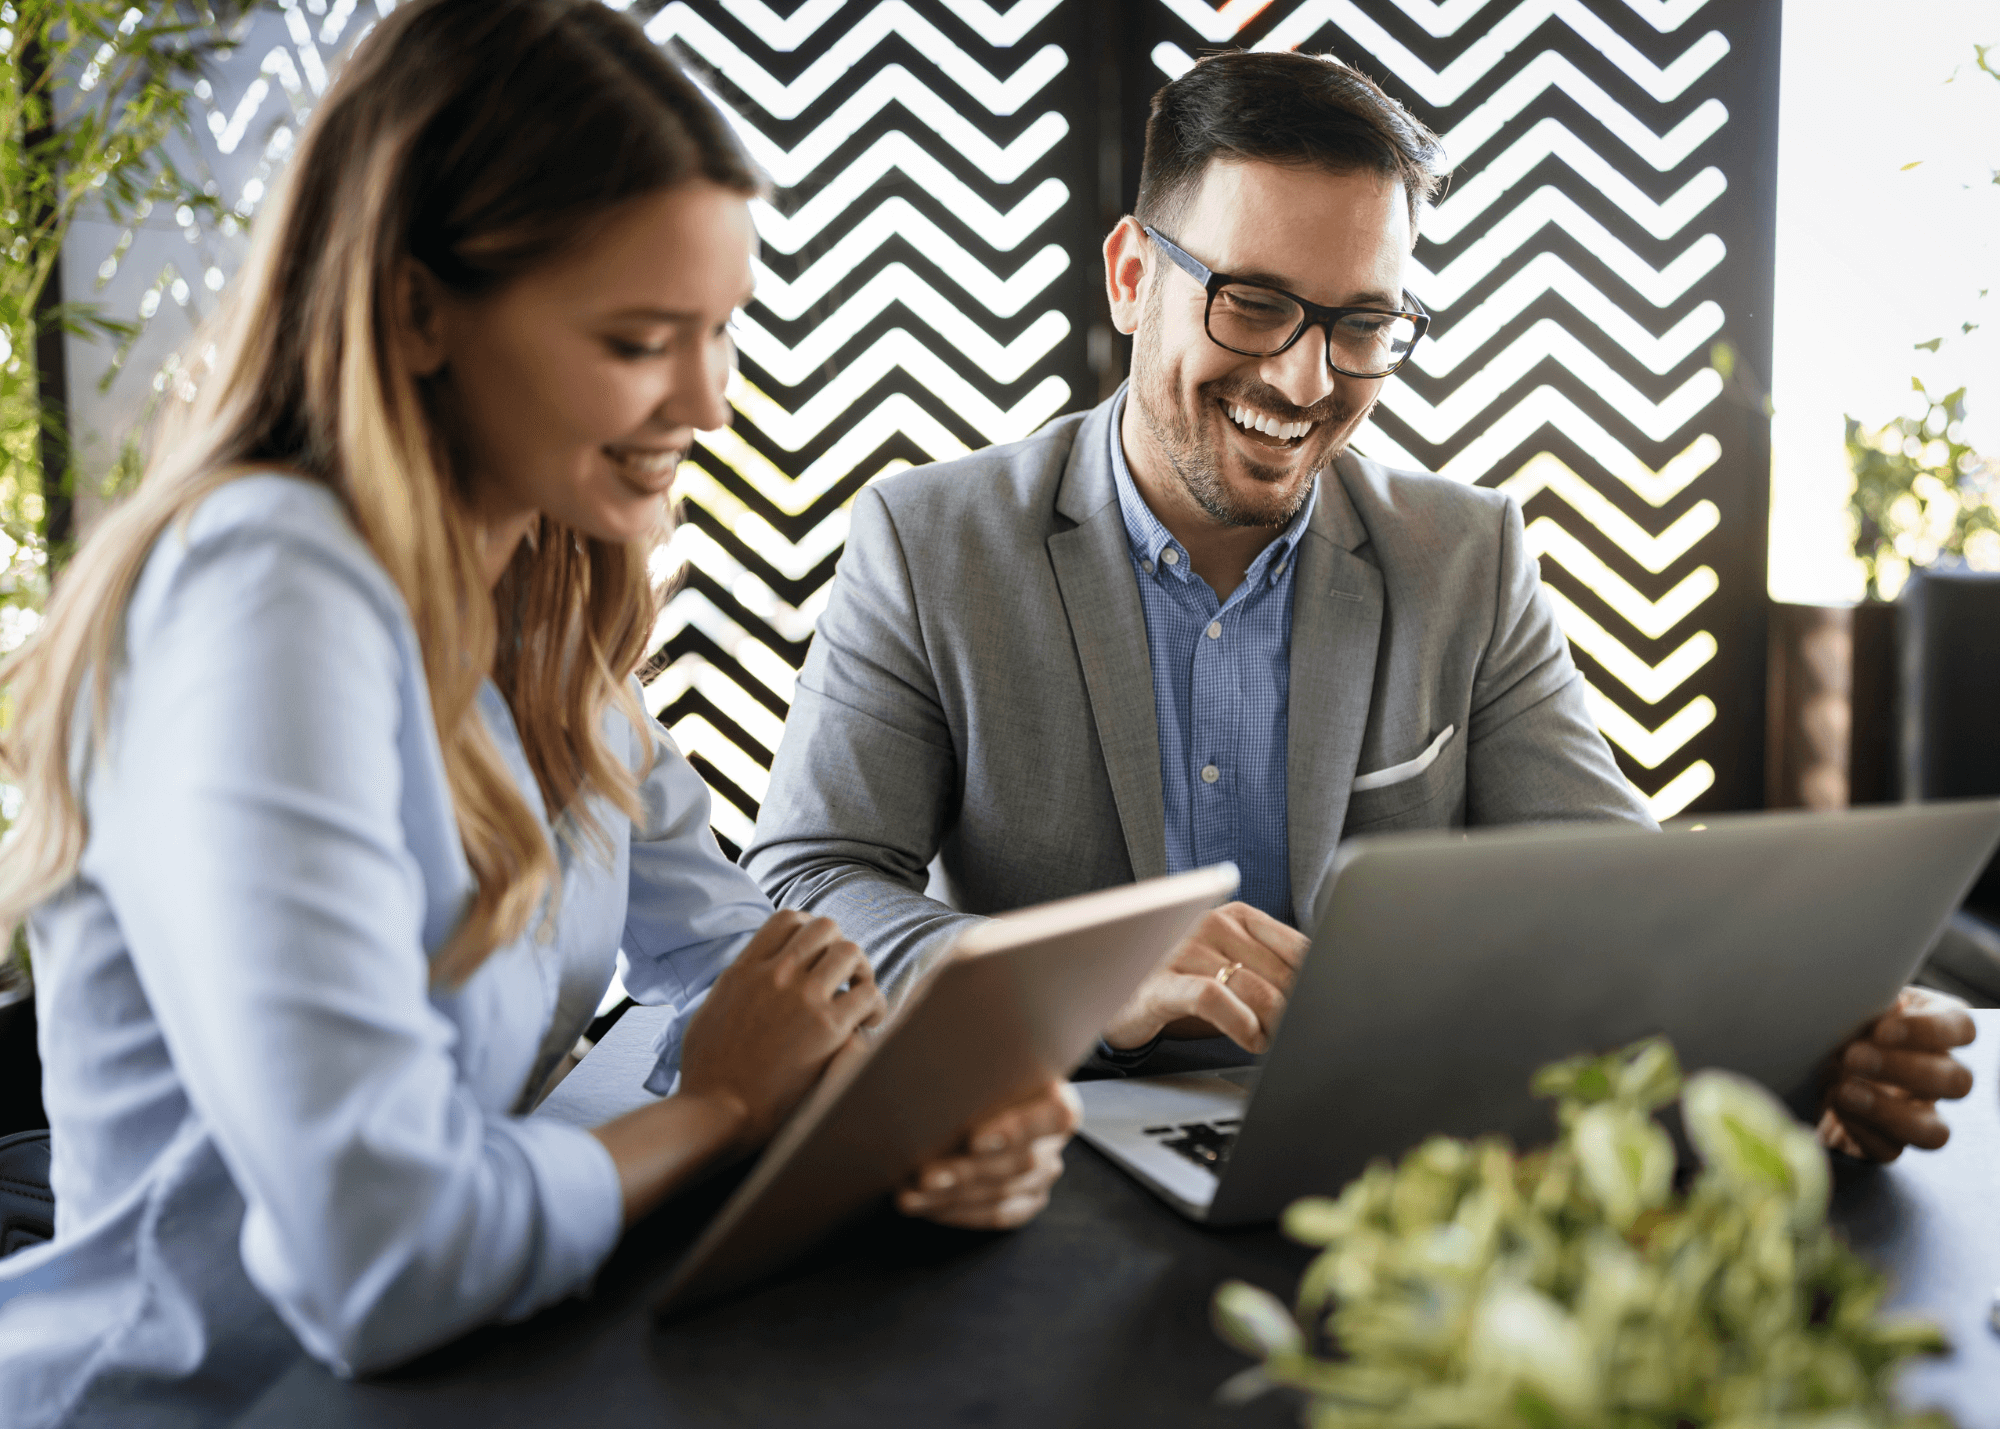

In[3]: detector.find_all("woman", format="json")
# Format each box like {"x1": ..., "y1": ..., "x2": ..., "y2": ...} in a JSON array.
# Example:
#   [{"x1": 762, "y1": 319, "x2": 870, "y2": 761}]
[{"x1": 0, "y1": 2, "x2": 1074, "y2": 1420}]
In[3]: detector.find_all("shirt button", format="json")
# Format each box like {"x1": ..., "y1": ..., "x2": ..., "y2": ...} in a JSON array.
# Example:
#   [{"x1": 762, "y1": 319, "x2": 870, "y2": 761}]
[
  {"x1": 1162, "y1": 549, "x2": 1180, "y2": 566},
  {"x1": 1206, "y1": 621, "x2": 1221, "y2": 640},
  {"x1": 1141, "y1": 560, "x2": 1154, "y2": 574},
  {"x1": 1274, "y1": 560, "x2": 1287, "y2": 577},
  {"x1": 1200, "y1": 764, "x2": 1220, "y2": 784}
]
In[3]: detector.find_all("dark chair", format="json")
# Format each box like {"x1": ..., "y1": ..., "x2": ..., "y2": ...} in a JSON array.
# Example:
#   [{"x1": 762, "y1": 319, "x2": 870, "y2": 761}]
[{"x1": 1900, "y1": 569, "x2": 2000, "y2": 1004}]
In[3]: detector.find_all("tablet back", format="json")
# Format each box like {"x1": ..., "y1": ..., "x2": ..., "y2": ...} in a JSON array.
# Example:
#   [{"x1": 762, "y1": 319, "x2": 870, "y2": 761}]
[
  {"x1": 654, "y1": 865, "x2": 1238, "y2": 1315},
  {"x1": 1206, "y1": 801, "x2": 2000, "y2": 1226}
]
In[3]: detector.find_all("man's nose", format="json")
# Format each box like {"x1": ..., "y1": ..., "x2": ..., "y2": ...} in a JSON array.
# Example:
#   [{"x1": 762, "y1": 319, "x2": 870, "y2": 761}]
[{"x1": 1255, "y1": 326, "x2": 1338, "y2": 412}]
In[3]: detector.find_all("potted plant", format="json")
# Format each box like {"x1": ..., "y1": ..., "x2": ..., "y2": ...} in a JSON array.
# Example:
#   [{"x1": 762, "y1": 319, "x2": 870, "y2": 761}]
[{"x1": 1212, "y1": 1038, "x2": 1950, "y2": 1427}]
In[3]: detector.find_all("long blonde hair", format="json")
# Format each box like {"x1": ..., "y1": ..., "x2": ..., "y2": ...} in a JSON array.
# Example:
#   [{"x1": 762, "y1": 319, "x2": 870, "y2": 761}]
[{"x1": 0, "y1": 0, "x2": 760, "y2": 982}]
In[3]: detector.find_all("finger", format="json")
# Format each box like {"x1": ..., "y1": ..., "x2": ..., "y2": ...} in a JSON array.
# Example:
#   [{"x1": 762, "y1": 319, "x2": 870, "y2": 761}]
[
  {"x1": 777, "y1": 915, "x2": 846, "y2": 973},
  {"x1": 1824, "y1": 1104, "x2": 1906, "y2": 1163},
  {"x1": 900, "y1": 1147, "x2": 1065, "y2": 1218},
  {"x1": 1840, "y1": 1042, "x2": 1974, "y2": 1100},
  {"x1": 1874, "y1": 999, "x2": 1978, "y2": 1053},
  {"x1": 1227, "y1": 903, "x2": 1312, "y2": 969},
  {"x1": 806, "y1": 940, "x2": 871, "y2": 1000},
  {"x1": 963, "y1": 1082, "x2": 1081, "y2": 1154},
  {"x1": 1833, "y1": 1078, "x2": 1951, "y2": 1152},
  {"x1": 739, "y1": 909, "x2": 809, "y2": 963},
  {"x1": 904, "y1": 1187, "x2": 1053, "y2": 1230},
  {"x1": 829, "y1": 980, "x2": 888, "y2": 1039},
  {"x1": 1187, "y1": 916, "x2": 1297, "y2": 995},
  {"x1": 1185, "y1": 975, "x2": 1272, "y2": 1053}
]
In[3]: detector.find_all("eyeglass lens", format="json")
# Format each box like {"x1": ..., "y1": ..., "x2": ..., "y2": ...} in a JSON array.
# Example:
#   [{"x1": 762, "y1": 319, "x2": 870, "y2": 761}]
[{"x1": 1207, "y1": 282, "x2": 1418, "y2": 377}]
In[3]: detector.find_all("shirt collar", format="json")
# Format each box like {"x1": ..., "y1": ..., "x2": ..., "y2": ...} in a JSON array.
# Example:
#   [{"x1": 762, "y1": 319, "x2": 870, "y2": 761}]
[{"x1": 1106, "y1": 385, "x2": 1317, "y2": 586}]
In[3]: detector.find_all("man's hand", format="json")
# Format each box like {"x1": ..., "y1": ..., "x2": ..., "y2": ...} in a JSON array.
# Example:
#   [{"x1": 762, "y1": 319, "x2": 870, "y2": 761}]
[
  {"x1": 1817, "y1": 986, "x2": 1976, "y2": 1162},
  {"x1": 1101, "y1": 902, "x2": 1309, "y2": 1055},
  {"x1": 895, "y1": 1081, "x2": 1080, "y2": 1230}
]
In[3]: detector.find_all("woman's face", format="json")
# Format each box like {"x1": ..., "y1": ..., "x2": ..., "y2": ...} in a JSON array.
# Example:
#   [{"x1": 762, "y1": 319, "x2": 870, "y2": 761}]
[{"x1": 426, "y1": 181, "x2": 755, "y2": 549}]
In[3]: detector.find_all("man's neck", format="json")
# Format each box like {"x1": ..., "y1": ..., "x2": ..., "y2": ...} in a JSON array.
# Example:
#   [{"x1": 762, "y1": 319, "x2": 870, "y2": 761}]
[{"x1": 1118, "y1": 396, "x2": 1285, "y2": 603}]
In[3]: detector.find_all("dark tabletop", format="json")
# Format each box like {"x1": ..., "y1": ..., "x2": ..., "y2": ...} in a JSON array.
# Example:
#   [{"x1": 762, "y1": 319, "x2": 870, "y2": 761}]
[{"x1": 239, "y1": 1012, "x2": 2000, "y2": 1429}]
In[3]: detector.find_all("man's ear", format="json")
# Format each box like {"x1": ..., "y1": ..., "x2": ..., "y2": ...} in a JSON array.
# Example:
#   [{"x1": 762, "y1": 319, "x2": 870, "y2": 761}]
[
  {"x1": 393, "y1": 258, "x2": 450, "y2": 378},
  {"x1": 1102, "y1": 215, "x2": 1151, "y2": 338}
]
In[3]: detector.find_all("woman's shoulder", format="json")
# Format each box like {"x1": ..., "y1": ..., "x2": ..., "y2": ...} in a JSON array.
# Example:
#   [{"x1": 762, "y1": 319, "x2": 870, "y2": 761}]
[{"x1": 128, "y1": 471, "x2": 412, "y2": 647}]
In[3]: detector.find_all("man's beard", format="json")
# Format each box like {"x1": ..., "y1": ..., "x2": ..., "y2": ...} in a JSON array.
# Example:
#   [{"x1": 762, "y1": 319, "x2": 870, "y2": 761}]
[{"x1": 1128, "y1": 290, "x2": 1367, "y2": 530}]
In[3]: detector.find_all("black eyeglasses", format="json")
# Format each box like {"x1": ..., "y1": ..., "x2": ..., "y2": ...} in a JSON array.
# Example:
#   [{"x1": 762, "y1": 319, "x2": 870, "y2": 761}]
[{"x1": 1143, "y1": 226, "x2": 1430, "y2": 380}]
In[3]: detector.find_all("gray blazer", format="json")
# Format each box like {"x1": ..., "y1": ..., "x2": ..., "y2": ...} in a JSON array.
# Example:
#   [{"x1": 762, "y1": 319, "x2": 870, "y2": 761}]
[{"x1": 743, "y1": 393, "x2": 1655, "y2": 993}]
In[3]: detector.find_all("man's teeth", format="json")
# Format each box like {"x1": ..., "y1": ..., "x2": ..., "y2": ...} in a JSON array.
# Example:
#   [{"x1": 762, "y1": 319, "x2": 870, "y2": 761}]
[
  {"x1": 1225, "y1": 404, "x2": 1314, "y2": 441},
  {"x1": 605, "y1": 447, "x2": 678, "y2": 476}
]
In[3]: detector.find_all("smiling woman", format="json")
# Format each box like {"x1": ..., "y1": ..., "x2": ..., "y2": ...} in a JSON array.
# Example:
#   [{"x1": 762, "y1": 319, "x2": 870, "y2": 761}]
[{"x1": 0, "y1": 0, "x2": 1075, "y2": 1421}]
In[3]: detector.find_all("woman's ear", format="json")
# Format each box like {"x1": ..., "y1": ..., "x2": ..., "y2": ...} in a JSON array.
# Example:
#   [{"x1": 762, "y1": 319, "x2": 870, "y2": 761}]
[{"x1": 394, "y1": 258, "x2": 451, "y2": 377}]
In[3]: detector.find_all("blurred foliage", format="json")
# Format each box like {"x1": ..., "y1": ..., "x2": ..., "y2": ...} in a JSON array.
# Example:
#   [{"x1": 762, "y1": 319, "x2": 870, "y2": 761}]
[
  {"x1": 1213, "y1": 1038, "x2": 1949, "y2": 1429},
  {"x1": 1845, "y1": 41, "x2": 1998, "y2": 603},
  {"x1": 0, "y1": 1, "x2": 258, "y2": 638},
  {"x1": 1846, "y1": 382, "x2": 2000, "y2": 602}
]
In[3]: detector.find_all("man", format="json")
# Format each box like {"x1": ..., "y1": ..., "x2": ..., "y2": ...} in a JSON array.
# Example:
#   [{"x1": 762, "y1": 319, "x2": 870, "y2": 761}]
[{"x1": 744, "y1": 50, "x2": 1972, "y2": 1160}]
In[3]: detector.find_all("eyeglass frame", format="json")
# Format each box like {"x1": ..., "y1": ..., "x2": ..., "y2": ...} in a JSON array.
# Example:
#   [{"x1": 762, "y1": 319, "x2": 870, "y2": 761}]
[{"x1": 1141, "y1": 225, "x2": 1431, "y2": 380}]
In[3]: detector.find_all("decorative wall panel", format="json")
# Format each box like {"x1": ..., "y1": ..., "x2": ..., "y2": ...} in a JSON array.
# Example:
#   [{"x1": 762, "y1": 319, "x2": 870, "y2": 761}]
[
  {"x1": 1129, "y1": 0, "x2": 1777, "y2": 816},
  {"x1": 65, "y1": 0, "x2": 1778, "y2": 855}
]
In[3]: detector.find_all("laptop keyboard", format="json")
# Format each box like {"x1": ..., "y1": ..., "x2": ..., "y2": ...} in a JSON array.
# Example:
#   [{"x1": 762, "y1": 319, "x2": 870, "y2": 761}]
[{"x1": 1144, "y1": 1119, "x2": 1240, "y2": 1173}]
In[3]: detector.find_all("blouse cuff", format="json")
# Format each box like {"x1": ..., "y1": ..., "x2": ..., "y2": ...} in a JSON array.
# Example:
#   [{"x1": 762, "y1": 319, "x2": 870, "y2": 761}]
[{"x1": 497, "y1": 1117, "x2": 624, "y2": 1319}]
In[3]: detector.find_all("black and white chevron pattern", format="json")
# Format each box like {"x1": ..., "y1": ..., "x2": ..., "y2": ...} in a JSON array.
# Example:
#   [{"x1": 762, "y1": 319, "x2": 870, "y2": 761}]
[
  {"x1": 67, "y1": 0, "x2": 1777, "y2": 842},
  {"x1": 1139, "y1": 0, "x2": 1775, "y2": 817},
  {"x1": 642, "y1": 0, "x2": 1087, "y2": 854}
]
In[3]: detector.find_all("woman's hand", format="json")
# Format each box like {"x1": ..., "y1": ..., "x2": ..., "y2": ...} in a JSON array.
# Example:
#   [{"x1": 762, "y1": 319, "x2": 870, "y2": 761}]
[
  {"x1": 593, "y1": 910, "x2": 885, "y2": 1224},
  {"x1": 678, "y1": 910, "x2": 887, "y2": 1146},
  {"x1": 894, "y1": 1080, "x2": 1081, "y2": 1230},
  {"x1": 1817, "y1": 986, "x2": 1976, "y2": 1162}
]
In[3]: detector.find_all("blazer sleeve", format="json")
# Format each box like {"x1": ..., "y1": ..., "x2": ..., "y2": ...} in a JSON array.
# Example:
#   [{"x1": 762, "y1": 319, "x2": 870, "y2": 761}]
[
  {"x1": 1464, "y1": 494, "x2": 1658, "y2": 830},
  {"x1": 617, "y1": 706, "x2": 773, "y2": 1093},
  {"x1": 86, "y1": 504, "x2": 623, "y2": 1377},
  {"x1": 740, "y1": 483, "x2": 983, "y2": 996}
]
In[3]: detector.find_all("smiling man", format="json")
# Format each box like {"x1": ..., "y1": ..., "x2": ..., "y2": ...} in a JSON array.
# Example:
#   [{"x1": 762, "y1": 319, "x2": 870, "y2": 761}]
[{"x1": 743, "y1": 50, "x2": 1974, "y2": 1162}]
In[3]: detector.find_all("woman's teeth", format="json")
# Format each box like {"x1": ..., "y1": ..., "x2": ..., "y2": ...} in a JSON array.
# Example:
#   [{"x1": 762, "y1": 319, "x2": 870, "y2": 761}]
[
  {"x1": 1225, "y1": 404, "x2": 1314, "y2": 442},
  {"x1": 604, "y1": 446, "x2": 679, "y2": 478}
]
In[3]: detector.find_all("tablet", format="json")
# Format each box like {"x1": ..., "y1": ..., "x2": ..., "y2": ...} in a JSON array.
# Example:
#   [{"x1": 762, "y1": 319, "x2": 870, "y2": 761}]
[{"x1": 652, "y1": 864, "x2": 1239, "y2": 1316}]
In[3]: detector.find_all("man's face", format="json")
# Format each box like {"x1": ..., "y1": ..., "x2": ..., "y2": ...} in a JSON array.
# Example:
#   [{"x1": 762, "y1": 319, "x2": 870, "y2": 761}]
[{"x1": 1114, "y1": 159, "x2": 1411, "y2": 529}]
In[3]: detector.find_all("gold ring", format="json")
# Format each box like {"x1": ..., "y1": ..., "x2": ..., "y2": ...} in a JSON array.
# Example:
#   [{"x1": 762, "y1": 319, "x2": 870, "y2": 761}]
[{"x1": 1214, "y1": 961, "x2": 1243, "y2": 987}]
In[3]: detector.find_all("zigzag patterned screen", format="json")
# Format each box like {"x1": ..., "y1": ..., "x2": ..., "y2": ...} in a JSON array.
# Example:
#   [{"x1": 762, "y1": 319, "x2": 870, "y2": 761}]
[
  {"x1": 641, "y1": 0, "x2": 1097, "y2": 856},
  {"x1": 66, "y1": 0, "x2": 1778, "y2": 854},
  {"x1": 1134, "y1": 0, "x2": 1776, "y2": 821}
]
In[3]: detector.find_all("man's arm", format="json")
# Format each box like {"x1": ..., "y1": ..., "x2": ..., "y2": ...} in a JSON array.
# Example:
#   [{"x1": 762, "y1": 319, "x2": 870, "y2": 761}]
[
  {"x1": 1465, "y1": 494, "x2": 1657, "y2": 830},
  {"x1": 742, "y1": 483, "x2": 982, "y2": 997}
]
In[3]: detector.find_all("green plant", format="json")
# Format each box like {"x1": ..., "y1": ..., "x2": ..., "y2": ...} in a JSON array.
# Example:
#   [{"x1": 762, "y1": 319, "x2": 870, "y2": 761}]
[
  {"x1": 1212, "y1": 1038, "x2": 1949, "y2": 1428},
  {"x1": 1846, "y1": 382, "x2": 1999, "y2": 602},
  {"x1": 0, "y1": 2, "x2": 257, "y2": 634}
]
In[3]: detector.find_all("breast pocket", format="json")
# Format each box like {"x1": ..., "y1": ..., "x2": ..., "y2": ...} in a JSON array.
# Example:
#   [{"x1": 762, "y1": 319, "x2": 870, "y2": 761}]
[{"x1": 1344, "y1": 725, "x2": 1465, "y2": 833}]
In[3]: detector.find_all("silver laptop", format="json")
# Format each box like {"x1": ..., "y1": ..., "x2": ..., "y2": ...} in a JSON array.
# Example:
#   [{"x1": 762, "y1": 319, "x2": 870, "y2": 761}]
[{"x1": 1078, "y1": 801, "x2": 2000, "y2": 1225}]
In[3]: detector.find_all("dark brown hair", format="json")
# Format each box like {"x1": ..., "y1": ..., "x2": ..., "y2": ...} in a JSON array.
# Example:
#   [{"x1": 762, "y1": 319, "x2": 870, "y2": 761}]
[{"x1": 1134, "y1": 50, "x2": 1446, "y2": 238}]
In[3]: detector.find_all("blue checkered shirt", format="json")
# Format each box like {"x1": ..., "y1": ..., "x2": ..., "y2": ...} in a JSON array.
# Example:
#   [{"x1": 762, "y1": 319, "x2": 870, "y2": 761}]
[{"x1": 1107, "y1": 391, "x2": 1317, "y2": 927}]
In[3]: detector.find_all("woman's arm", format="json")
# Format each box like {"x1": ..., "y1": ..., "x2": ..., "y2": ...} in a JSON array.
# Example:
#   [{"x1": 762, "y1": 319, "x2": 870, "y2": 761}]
[{"x1": 91, "y1": 484, "x2": 624, "y2": 1375}]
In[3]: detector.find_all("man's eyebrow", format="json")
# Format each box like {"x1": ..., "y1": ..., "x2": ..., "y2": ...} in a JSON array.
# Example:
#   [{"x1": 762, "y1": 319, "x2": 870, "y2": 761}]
[{"x1": 1235, "y1": 270, "x2": 1399, "y2": 307}]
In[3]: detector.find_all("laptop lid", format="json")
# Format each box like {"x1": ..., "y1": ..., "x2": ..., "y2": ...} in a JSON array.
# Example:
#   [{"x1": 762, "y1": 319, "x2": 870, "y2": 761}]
[
  {"x1": 654, "y1": 864, "x2": 1239, "y2": 1315},
  {"x1": 1204, "y1": 802, "x2": 2000, "y2": 1226}
]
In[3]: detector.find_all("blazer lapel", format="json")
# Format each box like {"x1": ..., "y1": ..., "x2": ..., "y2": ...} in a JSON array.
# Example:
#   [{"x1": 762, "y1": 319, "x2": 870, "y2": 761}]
[
  {"x1": 1287, "y1": 460, "x2": 1384, "y2": 924},
  {"x1": 1047, "y1": 397, "x2": 1166, "y2": 882}
]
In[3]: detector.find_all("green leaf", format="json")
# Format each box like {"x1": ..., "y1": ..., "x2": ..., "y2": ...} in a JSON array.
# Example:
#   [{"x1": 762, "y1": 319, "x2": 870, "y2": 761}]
[
  {"x1": 1213, "y1": 1280, "x2": 1305, "y2": 1360},
  {"x1": 1914, "y1": 337, "x2": 1944, "y2": 352}
]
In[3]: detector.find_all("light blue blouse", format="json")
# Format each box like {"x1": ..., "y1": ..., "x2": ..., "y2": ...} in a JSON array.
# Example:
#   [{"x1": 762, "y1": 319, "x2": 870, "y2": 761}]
[{"x1": 0, "y1": 476, "x2": 772, "y2": 1425}]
